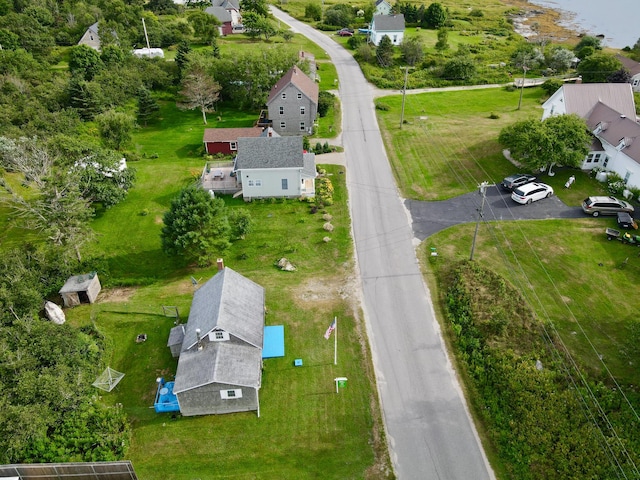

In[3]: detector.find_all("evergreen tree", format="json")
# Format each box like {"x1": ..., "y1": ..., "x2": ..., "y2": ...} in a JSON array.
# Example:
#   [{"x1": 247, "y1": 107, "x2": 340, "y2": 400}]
[
  {"x1": 423, "y1": 2, "x2": 447, "y2": 29},
  {"x1": 174, "y1": 40, "x2": 191, "y2": 80},
  {"x1": 376, "y1": 35, "x2": 394, "y2": 67},
  {"x1": 136, "y1": 87, "x2": 160, "y2": 126}
]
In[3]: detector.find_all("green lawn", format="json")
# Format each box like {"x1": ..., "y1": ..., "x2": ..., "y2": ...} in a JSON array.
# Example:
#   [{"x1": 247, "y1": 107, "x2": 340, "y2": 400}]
[
  {"x1": 62, "y1": 98, "x2": 388, "y2": 478},
  {"x1": 376, "y1": 86, "x2": 548, "y2": 200}
]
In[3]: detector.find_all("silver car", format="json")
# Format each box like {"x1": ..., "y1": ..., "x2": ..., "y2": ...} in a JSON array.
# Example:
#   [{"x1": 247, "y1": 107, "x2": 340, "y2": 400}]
[{"x1": 581, "y1": 196, "x2": 634, "y2": 217}]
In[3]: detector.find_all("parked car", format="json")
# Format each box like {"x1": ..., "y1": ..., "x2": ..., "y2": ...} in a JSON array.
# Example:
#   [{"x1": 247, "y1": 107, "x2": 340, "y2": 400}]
[
  {"x1": 581, "y1": 196, "x2": 635, "y2": 217},
  {"x1": 511, "y1": 182, "x2": 554, "y2": 204},
  {"x1": 617, "y1": 212, "x2": 636, "y2": 229},
  {"x1": 501, "y1": 173, "x2": 536, "y2": 191},
  {"x1": 337, "y1": 28, "x2": 354, "y2": 36}
]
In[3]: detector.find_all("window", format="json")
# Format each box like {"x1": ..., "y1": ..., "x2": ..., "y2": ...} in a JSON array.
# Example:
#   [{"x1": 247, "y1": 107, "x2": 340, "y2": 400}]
[
  {"x1": 282, "y1": 179, "x2": 288, "y2": 190},
  {"x1": 221, "y1": 389, "x2": 243, "y2": 399},
  {"x1": 247, "y1": 179, "x2": 262, "y2": 187},
  {"x1": 280, "y1": 121, "x2": 286, "y2": 129},
  {"x1": 209, "y1": 330, "x2": 229, "y2": 342},
  {"x1": 230, "y1": 142, "x2": 237, "y2": 151},
  {"x1": 300, "y1": 106, "x2": 305, "y2": 115},
  {"x1": 281, "y1": 93, "x2": 286, "y2": 99},
  {"x1": 297, "y1": 93, "x2": 302, "y2": 99},
  {"x1": 279, "y1": 106, "x2": 284, "y2": 115},
  {"x1": 300, "y1": 122, "x2": 306, "y2": 131}
]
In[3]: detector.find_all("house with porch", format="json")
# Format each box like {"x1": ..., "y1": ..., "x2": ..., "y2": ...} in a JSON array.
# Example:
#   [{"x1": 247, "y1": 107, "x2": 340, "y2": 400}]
[
  {"x1": 369, "y1": 14, "x2": 405, "y2": 46},
  {"x1": 170, "y1": 266, "x2": 265, "y2": 416},
  {"x1": 234, "y1": 135, "x2": 316, "y2": 200},
  {"x1": 616, "y1": 54, "x2": 640, "y2": 93},
  {"x1": 542, "y1": 83, "x2": 640, "y2": 188},
  {"x1": 266, "y1": 65, "x2": 319, "y2": 136}
]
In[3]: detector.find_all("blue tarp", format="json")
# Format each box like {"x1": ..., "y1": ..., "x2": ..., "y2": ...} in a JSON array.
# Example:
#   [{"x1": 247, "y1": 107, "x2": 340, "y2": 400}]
[{"x1": 262, "y1": 325, "x2": 285, "y2": 358}]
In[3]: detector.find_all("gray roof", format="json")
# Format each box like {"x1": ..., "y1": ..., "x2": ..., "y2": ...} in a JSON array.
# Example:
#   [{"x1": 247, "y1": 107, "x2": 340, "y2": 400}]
[
  {"x1": 87, "y1": 22, "x2": 99, "y2": 35},
  {"x1": 235, "y1": 136, "x2": 305, "y2": 170},
  {"x1": 167, "y1": 324, "x2": 185, "y2": 348},
  {"x1": 372, "y1": 14, "x2": 405, "y2": 32},
  {"x1": 587, "y1": 102, "x2": 640, "y2": 163},
  {"x1": 562, "y1": 83, "x2": 636, "y2": 120},
  {"x1": 181, "y1": 267, "x2": 265, "y2": 352},
  {"x1": 212, "y1": 0, "x2": 239, "y2": 10},
  {"x1": 205, "y1": 6, "x2": 231, "y2": 22},
  {"x1": 173, "y1": 341, "x2": 262, "y2": 394},
  {"x1": 616, "y1": 54, "x2": 640, "y2": 76},
  {"x1": 59, "y1": 272, "x2": 98, "y2": 294}
]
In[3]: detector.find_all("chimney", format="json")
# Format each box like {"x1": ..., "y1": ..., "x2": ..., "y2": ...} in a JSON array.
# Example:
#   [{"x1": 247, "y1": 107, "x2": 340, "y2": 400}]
[
  {"x1": 217, "y1": 258, "x2": 224, "y2": 271},
  {"x1": 196, "y1": 328, "x2": 203, "y2": 350}
]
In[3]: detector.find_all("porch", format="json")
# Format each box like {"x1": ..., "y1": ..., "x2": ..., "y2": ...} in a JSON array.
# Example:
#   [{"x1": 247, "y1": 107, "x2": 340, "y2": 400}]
[{"x1": 200, "y1": 161, "x2": 241, "y2": 195}]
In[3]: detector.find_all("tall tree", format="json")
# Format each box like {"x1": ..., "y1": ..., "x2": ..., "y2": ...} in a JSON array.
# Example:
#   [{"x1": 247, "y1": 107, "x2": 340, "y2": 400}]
[
  {"x1": 74, "y1": 149, "x2": 136, "y2": 208},
  {"x1": 434, "y1": 28, "x2": 449, "y2": 51},
  {"x1": 174, "y1": 40, "x2": 191, "y2": 80},
  {"x1": 68, "y1": 44, "x2": 103, "y2": 81},
  {"x1": 376, "y1": 35, "x2": 394, "y2": 67},
  {"x1": 499, "y1": 114, "x2": 590, "y2": 173},
  {"x1": 161, "y1": 187, "x2": 231, "y2": 266},
  {"x1": 423, "y1": 2, "x2": 447, "y2": 29},
  {"x1": 577, "y1": 53, "x2": 622, "y2": 83},
  {"x1": 136, "y1": 86, "x2": 160, "y2": 126},
  {"x1": 95, "y1": 109, "x2": 135, "y2": 150},
  {"x1": 241, "y1": 0, "x2": 269, "y2": 17},
  {"x1": 401, "y1": 36, "x2": 424, "y2": 65},
  {"x1": 177, "y1": 68, "x2": 221, "y2": 125}
]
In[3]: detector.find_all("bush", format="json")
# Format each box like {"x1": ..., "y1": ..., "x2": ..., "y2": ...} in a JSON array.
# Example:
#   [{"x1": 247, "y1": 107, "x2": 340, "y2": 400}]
[
  {"x1": 317, "y1": 90, "x2": 335, "y2": 117},
  {"x1": 375, "y1": 102, "x2": 390, "y2": 111}
]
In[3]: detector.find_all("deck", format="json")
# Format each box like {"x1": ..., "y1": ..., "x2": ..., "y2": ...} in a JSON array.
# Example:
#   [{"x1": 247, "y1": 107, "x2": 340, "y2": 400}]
[{"x1": 200, "y1": 162, "x2": 241, "y2": 195}]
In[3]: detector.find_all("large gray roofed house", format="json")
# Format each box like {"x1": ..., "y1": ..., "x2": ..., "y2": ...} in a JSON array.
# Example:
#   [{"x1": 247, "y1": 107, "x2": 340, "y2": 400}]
[
  {"x1": 372, "y1": 13, "x2": 405, "y2": 31},
  {"x1": 236, "y1": 136, "x2": 305, "y2": 169},
  {"x1": 212, "y1": 0, "x2": 239, "y2": 9},
  {"x1": 173, "y1": 341, "x2": 262, "y2": 394},
  {"x1": 267, "y1": 65, "x2": 318, "y2": 105},
  {"x1": 562, "y1": 83, "x2": 636, "y2": 120},
  {"x1": 587, "y1": 102, "x2": 640, "y2": 163},
  {"x1": 181, "y1": 267, "x2": 265, "y2": 352}
]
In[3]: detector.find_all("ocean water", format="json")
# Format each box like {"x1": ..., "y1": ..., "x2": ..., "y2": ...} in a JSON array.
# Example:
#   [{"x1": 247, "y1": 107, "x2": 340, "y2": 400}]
[{"x1": 527, "y1": 0, "x2": 639, "y2": 49}]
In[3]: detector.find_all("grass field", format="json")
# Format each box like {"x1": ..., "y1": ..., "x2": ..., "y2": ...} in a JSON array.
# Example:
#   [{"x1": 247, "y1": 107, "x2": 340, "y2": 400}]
[{"x1": 60, "y1": 95, "x2": 389, "y2": 478}]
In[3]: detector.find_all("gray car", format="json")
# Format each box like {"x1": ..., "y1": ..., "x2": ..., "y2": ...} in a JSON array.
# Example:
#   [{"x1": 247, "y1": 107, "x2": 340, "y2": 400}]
[
  {"x1": 582, "y1": 196, "x2": 635, "y2": 216},
  {"x1": 501, "y1": 173, "x2": 536, "y2": 191}
]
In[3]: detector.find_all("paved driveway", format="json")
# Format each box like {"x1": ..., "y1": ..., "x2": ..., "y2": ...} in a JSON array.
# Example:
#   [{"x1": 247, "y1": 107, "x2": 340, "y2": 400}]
[{"x1": 406, "y1": 186, "x2": 585, "y2": 240}]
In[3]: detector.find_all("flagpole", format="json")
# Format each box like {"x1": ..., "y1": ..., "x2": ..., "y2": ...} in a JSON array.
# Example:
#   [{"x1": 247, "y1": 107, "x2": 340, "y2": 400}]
[{"x1": 334, "y1": 316, "x2": 337, "y2": 365}]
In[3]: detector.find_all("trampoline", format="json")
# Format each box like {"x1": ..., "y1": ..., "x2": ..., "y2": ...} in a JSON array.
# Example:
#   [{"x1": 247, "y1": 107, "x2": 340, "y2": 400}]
[{"x1": 262, "y1": 325, "x2": 285, "y2": 358}]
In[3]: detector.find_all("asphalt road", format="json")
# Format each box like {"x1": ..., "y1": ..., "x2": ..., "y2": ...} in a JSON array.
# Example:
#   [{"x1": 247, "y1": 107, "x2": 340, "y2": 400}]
[
  {"x1": 270, "y1": 8, "x2": 495, "y2": 479},
  {"x1": 407, "y1": 186, "x2": 585, "y2": 241}
]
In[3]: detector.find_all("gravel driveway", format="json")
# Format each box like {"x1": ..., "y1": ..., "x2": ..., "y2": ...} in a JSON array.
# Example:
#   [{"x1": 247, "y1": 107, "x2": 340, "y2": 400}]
[{"x1": 406, "y1": 185, "x2": 585, "y2": 241}]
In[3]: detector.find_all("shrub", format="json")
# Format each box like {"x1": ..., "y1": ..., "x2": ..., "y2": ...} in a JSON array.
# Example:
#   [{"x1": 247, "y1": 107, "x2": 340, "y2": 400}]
[{"x1": 375, "y1": 102, "x2": 390, "y2": 111}]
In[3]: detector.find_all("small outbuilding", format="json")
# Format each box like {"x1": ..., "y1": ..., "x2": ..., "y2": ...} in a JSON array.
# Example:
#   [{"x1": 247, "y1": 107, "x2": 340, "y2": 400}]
[{"x1": 59, "y1": 272, "x2": 101, "y2": 307}]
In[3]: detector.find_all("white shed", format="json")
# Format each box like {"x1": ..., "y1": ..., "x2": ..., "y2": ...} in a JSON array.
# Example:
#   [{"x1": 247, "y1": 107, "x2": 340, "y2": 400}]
[{"x1": 59, "y1": 272, "x2": 101, "y2": 307}]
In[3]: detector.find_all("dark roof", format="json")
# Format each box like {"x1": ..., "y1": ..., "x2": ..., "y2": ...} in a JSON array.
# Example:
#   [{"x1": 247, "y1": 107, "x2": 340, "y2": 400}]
[
  {"x1": 173, "y1": 341, "x2": 262, "y2": 394},
  {"x1": 375, "y1": 0, "x2": 390, "y2": 6},
  {"x1": 203, "y1": 127, "x2": 263, "y2": 143},
  {"x1": 267, "y1": 65, "x2": 319, "y2": 105},
  {"x1": 236, "y1": 136, "x2": 305, "y2": 169},
  {"x1": 615, "y1": 54, "x2": 640, "y2": 76},
  {"x1": 562, "y1": 83, "x2": 636, "y2": 120},
  {"x1": 372, "y1": 14, "x2": 405, "y2": 32},
  {"x1": 588, "y1": 102, "x2": 640, "y2": 163},
  {"x1": 181, "y1": 267, "x2": 265, "y2": 352},
  {"x1": 205, "y1": 6, "x2": 231, "y2": 22}
]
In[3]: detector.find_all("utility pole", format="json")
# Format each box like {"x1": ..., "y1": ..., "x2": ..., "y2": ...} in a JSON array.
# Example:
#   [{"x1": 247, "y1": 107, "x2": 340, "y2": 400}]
[
  {"x1": 517, "y1": 65, "x2": 528, "y2": 110},
  {"x1": 400, "y1": 66, "x2": 409, "y2": 129},
  {"x1": 470, "y1": 181, "x2": 490, "y2": 261}
]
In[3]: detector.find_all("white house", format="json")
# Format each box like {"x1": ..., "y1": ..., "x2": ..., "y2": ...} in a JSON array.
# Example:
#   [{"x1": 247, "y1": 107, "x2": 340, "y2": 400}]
[
  {"x1": 542, "y1": 83, "x2": 640, "y2": 188},
  {"x1": 369, "y1": 14, "x2": 405, "y2": 46},
  {"x1": 78, "y1": 22, "x2": 101, "y2": 50},
  {"x1": 374, "y1": 0, "x2": 392, "y2": 16},
  {"x1": 234, "y1": 135, "x2": 316, "y2": 200}
]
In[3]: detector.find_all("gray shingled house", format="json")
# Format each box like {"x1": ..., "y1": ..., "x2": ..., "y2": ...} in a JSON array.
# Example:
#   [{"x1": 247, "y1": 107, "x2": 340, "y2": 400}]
[
  {"x1": 266, "y1": 65, "x2": 319, "y2": 136},
  {"x1": 171, "y1": 267, "x2": 265, "y2": 416},
  {"x1": 234, "y1": 135, "x2": 316, "y2": 200}
]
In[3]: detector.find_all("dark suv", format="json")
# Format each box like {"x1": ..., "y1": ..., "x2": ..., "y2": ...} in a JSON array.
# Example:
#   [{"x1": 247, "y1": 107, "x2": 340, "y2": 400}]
[
  {"x1": 581, "y1": 196, "x2": 635, "y2": 217},
  {"x1": 501, "y1": 173, "x2": 536, "y2": 191}
]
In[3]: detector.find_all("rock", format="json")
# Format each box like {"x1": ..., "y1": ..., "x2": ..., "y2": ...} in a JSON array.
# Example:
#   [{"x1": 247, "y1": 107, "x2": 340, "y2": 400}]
[{"x1": 277, "y1": 257, "x2": 296, "y2": 271}]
